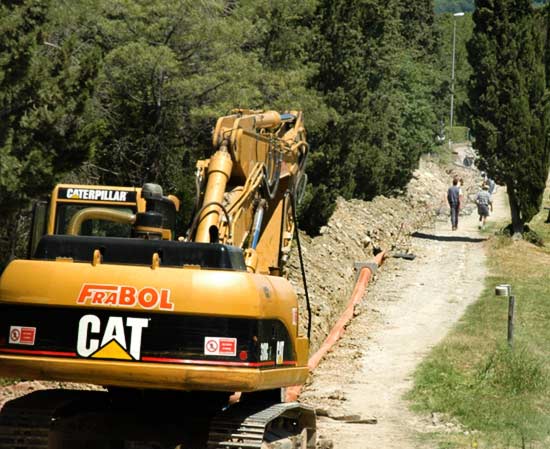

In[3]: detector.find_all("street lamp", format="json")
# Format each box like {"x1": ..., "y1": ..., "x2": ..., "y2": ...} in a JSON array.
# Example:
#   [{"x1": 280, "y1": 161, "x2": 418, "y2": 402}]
[{"x1": 449, "y1": 12, "x2": 465, "y2": 150}]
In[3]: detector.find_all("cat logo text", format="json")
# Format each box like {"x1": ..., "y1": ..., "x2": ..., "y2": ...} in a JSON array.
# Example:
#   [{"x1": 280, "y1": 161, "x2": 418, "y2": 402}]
[{"x1": 77, "y1": 314, "x2": 149, "y2": 361}]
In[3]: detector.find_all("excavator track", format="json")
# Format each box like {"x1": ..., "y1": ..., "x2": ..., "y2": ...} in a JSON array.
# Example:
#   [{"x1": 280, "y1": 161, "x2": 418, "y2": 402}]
[
  {"x1": 0, "y1": 389, "x2": 87, "y2": 449},
  {"x1": 0, "y1": 407, "x2": 49, "y2": 449},
  {"x1": 1, "y1": 390, "x2": 315, "y2": 449},
  {"x1": 207, "y1": 402, "x2": 316, "y2": 449},
  {"x1": 0, "y1": 388, "x2": 214, "y2": 449}
]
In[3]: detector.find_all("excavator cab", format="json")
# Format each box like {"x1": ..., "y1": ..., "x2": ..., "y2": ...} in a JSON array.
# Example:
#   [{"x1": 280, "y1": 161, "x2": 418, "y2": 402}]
[{"x1": 28, "y1": 183, "x2": 181, "y2": 257}]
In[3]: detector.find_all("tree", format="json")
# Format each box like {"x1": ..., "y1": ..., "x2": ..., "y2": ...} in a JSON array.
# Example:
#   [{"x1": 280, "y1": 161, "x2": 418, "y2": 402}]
[
  {"x1": 300, "y1": 0, "x2": 439, "y2": 234},
  {"x1": 0, "y1": 0, "x2": 99, "y2": 267},
  {"x1": 85, "y1": 0, "x2": 327, "y2": 229},
  {"x1": 0, "y1": 0, "x2": 49, "y2": 215},
  {"x1": 468, "y1": 0, "x2": 550, "y2": 234}
]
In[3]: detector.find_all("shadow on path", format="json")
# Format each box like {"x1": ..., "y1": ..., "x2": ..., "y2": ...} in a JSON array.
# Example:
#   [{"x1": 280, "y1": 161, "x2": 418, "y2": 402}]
[{"x1": 411, "y1": 231, "x2": 487, "y2": 243}]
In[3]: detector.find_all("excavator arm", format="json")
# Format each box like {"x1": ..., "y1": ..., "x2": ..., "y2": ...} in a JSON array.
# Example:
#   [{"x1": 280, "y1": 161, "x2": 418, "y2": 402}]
[{"x1": 190, "y1": 109, "x2": 308, "y2": 275}]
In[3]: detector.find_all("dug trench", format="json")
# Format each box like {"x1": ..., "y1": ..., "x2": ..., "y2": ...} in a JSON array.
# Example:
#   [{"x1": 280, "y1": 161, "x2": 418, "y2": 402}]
[{"x1": 0, "y1": 144, "x2": 494, "y2": 449}]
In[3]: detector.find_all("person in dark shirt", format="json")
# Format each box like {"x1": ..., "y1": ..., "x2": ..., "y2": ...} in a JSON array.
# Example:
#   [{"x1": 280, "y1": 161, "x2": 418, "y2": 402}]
[{"x1": 447, "y1": 178, "x2": 461, "y2": 231}]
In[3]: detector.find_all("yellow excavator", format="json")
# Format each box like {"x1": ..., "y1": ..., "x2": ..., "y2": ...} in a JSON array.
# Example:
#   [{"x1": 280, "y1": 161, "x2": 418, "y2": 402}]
[{"x1": 0, "y1": 110, "x2": 316, "y2": 448}]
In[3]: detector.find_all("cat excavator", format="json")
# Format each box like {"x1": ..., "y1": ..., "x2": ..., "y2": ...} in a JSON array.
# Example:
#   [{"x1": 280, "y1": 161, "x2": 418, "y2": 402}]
[{"x1": 0, "y1": 110, "x2": 316, "y2": 448}]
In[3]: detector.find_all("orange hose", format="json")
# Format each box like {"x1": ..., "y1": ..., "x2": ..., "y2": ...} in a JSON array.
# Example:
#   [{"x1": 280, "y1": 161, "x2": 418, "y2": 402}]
[{"x1": 285, "y1": 251, "x2": 386, "y2": 402}]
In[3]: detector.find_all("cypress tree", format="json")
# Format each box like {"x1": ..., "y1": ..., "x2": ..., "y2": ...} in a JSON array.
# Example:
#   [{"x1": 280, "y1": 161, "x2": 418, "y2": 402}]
[
  {"x1": 300, "y1": 0, "x2": 438, "y2": 234},
  {"x1": 399, "y1": 0, "x2": 436, "y2": 55},
  {"x1": 468, "y1": 0, "x2": 549, "y2": 234}
]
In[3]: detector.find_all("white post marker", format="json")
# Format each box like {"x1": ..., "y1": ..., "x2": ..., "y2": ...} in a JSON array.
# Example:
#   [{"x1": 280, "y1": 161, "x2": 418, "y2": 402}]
[{"x1": 495, "y1": 284, "x2": 515, "y2": 347}]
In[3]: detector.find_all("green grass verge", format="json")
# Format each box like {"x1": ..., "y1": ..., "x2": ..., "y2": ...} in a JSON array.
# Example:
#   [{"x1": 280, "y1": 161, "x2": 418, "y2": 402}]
[{"x1": 407, "y1": 189, "x2": 550, "y2": 448}]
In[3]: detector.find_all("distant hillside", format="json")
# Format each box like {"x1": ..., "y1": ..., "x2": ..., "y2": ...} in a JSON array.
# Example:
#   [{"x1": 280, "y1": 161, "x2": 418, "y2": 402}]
[{"x1": 435, "y1": 0, "x2": 546, "y2": 14}]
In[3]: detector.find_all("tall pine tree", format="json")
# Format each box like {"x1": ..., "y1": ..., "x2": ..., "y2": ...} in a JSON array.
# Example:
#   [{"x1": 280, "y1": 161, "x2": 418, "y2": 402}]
[{"x1": 468, "y1": 0, "x2": 549, "y2": 234}]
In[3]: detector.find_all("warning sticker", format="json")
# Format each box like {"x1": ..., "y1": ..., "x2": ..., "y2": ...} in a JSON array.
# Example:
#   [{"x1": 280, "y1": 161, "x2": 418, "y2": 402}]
[
  {"x1": 292, "y1": 307, "x2": 298, "y2": 326},
  {"x1": 9, "y1": 326, "x2": 36, "y2": 345},
  {"x1": 204, "y1": 337, "x2": 237, "y2": 357},
  {"x1": 260, "y1": 342, "x2": 270, "y2": 361}
]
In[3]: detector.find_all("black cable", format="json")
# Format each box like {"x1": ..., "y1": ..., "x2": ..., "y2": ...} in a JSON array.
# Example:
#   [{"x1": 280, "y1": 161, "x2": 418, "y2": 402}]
[
  {"x1": 291, "y1": 193, "x2": 312, "y2": 340},
  {"x1": 185, "y1": 171, "x2": 203, "y2": 233},
  {"x1": 277, "y1": 193, "x2": 288, "y2": 271}
]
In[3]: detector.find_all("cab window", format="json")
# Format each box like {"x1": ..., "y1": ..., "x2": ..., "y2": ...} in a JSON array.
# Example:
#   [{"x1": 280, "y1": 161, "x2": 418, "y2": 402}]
[{"x1": 54, "y1": 204, "x2": 135, "y2": 237}]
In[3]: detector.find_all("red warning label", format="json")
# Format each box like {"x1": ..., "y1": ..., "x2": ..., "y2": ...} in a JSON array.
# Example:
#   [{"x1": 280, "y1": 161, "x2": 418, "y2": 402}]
[
  {"x1": 9, "y1": 326, "x2": 36, "y2": 345},
  {"x1": 204, "y1": 337, "x2": 237, "y2": 356}
]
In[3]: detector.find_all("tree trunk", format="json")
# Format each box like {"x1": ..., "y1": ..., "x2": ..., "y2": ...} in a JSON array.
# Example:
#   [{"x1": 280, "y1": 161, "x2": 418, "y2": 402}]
[{"x1": 506, "y1": 182, "x2": 524, "y2": 234}]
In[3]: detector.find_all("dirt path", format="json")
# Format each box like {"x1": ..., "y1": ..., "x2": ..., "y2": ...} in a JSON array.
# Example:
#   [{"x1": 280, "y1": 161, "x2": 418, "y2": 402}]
[{"x1": 300, "y1": 167, "x2": 510, "y2": 448}]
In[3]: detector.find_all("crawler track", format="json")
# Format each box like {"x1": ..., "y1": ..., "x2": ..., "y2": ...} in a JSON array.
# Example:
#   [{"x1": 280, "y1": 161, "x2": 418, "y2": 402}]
[
  {"x1": 0, "y1": 389, "x2": 316, "y2": 449},
  {"x1": 0, "y1": 390, "x2": 85, "y2": 449},
  {"x1": 207, "y1": 402, "x2": 316, "y2": 449}
]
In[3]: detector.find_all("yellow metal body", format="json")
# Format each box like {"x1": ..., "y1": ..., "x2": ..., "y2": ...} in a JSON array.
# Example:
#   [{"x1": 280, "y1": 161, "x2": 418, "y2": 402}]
[
  {"x1": 0, "y1": 354, "x2": 308, "y2": 392},
  {"x1": 195, "y1": 147, "x2": 233, "y2": 243},
  {"x1": 0, "y1": 258, "x2": 309, "y2": 391},
  {"x1": 197, "y1": 109, "x2": 308, "y2": 274}
]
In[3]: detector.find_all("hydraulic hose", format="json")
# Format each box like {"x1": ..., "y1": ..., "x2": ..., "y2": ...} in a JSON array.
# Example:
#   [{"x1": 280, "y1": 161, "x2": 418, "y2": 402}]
[
  {"x1": 262, "y1": 146, "x2": 282, "y2": 200},
  {"x1": 67, "y1": 208, "x2": 136, "y2": 236},
  {"x1": 251, "y1": 200, "x2": 266, "y2": 249},
  {"x1": 187, "y1": 201, "x2": 232, "y2": 243},
  {"x1": 291, "y1": 193, "x2": 312, "y2": 341}
]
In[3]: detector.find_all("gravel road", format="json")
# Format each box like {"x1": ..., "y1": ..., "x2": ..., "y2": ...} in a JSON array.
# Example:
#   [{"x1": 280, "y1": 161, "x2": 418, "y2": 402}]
[{"x1": 300, "y1": 153, "x2": 510, "y2": 449}]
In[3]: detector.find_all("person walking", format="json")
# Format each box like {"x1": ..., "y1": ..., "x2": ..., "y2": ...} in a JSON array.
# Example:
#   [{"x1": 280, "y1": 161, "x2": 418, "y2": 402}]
[
  {"x1": 458, "y1": 178, "x2": 465, "y2": 209},
  {"x1": 476, "y1": 183, "x2": 493, "y2": 229},
  {"x1": 447, "y1": 177, "x2": 461, "y2": 231},
  {"x1": 487, "y1": 177, "x2": 496, "y2": 196}
]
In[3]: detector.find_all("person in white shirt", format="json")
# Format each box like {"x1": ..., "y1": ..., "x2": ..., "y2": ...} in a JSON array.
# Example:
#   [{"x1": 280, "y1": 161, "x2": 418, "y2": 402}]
[{"x1": 476, "y1": 183, "x2": 493, "y2": 229}]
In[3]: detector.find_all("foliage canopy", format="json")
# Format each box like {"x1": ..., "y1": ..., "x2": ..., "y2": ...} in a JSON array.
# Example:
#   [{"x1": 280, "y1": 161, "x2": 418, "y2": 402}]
[{"x1": 468, "y1": 0, "x2": 550, "y2": 233}]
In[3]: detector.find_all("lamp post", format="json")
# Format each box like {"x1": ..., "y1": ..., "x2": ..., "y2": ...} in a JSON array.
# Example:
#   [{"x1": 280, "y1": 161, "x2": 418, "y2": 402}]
[{"x1": 449, "y1": 12, "x2": 465, "y2": 150}]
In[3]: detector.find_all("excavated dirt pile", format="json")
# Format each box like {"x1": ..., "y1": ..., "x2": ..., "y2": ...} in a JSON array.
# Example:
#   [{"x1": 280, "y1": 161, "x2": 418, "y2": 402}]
[{"x1": 289, "y1": 155, "x2": 481, "y2": 355}]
